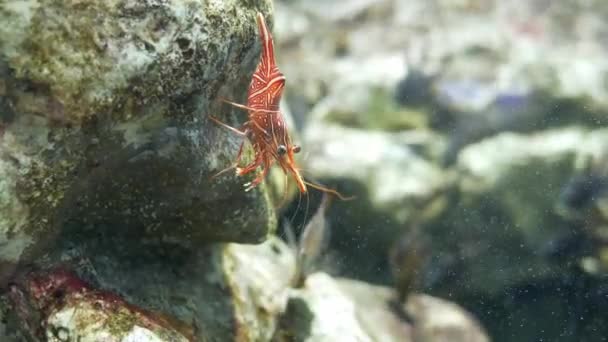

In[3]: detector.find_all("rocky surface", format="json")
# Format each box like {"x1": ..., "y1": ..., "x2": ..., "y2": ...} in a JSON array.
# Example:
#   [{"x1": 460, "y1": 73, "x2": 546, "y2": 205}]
[
  {"x1": 424, "y1": 127, "x2": 608, "y2": 341},
  {"x1": 422, "y1": 127, "x2": 608, "y2": 297},
  {"x1": 0, "y1": 0, "x2": 294, "y2": 341},
  {"x1": 7, "y1": 0, "x2": 608, "y2": 341},
  {"x1": 2, "y1": 231, "x2": 490, "y2": 342},
  {"x1": 301, "y1": 122, "x2": 450, "y2": 281},
  {"x1": 272, "y1": 0, "x2": 608, "y2": 341},
  {"x1": 0, "y1": 0, "x2": 278, "y2": 286},
  {"x1": 403, "y1": 293, "x2": 489, "y2": 342},
  {"x1": 223, "y1": 238, "x2": 295, "y2": 341},
  {"x1": 276, "y1": 0, "x2": 608, "y2": 129},
  {"x1": 3, "y1": 237, "x2": 295, "y2": 341},
  {"x1": 274, "y1": 272, "x2": 489, "y2": 342},
  {"x1": 7, "y1": 268, "x2": 194, "y2": 342}
]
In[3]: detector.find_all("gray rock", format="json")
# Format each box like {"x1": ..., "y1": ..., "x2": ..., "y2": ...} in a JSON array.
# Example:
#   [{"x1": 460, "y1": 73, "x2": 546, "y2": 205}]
[
  {"x1": 223, "y1": 237, "x2": 296, "y2": 341},
  {"x1": 301, "y1": 121, "x2": 449, "y2": 281},
  {"x1": 303, "y1": 123, "x2": 447, "y2": 217},
  {"x1": 8, "y1": 268, "x2": 194, "y2": 341},
  {"x1": 274, "y1": 272, "x2": 489, "y2": 342},
  {"x1": 0, "y1": 0, "x2": 278, "y2": 284},
  {"x1": 274, "y1": 0, "x2": 608, "y2": 158},
  {"x1": 404, "y1": 294, "x2": 489, "y2": 342},
  {"x1": 272, "y1": 1, "x2": 608, "y2": 340},
  {"x1": 275, "y1": 273, "x2": 386, "y2": 342},
  {"x1": 0, "y1": 298, "x2": 19, "y2": 342},
  {"x1": 422, "y1": 127, "x2": 608, "y2": 297},
  {"x1": 4, "y1": 237, "x2": 295, "y2": 341}
]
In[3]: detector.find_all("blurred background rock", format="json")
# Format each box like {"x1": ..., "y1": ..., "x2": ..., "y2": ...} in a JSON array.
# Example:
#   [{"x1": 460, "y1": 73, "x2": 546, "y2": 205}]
[{"x1": 274, "y1": 0, "x2": 608, "y2": 341}]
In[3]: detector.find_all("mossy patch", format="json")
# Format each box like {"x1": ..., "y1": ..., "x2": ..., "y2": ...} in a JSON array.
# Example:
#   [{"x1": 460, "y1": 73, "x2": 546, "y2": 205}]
[
  {"x1": 0, "y1": 0, "x2": 274, "y2": 123},
  {"x1": 105, "y1": 306, "x2": 138, "y2": 338}
]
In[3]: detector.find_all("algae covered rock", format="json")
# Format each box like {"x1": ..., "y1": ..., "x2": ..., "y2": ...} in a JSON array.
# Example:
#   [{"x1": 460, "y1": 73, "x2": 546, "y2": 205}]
[
  {"x1": 3, "y1": 236, "x2": 295, "y2": 341},
  {"x1": 0, "y1": 0, "x2": 264, "y2": 121},
  {"x1": 0, "y1": 0, "x2": 278, "y2": 283},
  {"x1": 0, "y1": 297, "x2": 18, "y2": 342},
  {"x1": 7, "y1": 268, "x2": 194, "y2": 342}
]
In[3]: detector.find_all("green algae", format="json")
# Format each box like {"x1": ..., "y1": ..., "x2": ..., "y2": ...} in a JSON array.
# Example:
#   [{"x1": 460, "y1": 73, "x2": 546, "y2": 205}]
[{"x1": 0, "y1": 0, "x2": 278, "y2": 269}]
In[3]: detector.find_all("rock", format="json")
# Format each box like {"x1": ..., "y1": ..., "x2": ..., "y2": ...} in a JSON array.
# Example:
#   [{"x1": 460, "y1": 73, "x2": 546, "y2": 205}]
[
  {"x1": 335, "y1": 278, "x2": 413, "y2": 342},
  {"x1": 274, "y1": 0, "x2": 608, "y2": 160},
  {"x1": 223, "y1": 237, "x2": 296, "y2": 341},
  {"x1": 271, "y1": 1, "x2": 608, "y2": 341},
  {"x1": 299, "y1": 122, "x2": 449, "y2": 282},
  {"x1": 303, "y1": 123, "x2": 446, "y2": 216},
  {"x1": 7, "y1": 268, "x2": 194, "y2": 342},
  {"x1": 3, "y1": 236, "x2": 295, "y2": 341},
  {"x1": 0, "y1": 323, "x2": 17, "y2": 341},
  {"x1": 420, "y1": 127, "x2": 608, "y2": 296},
  {"x1": 404, "y1": 294, "x2": 489, "y2": 342},
  {"x1": 275, "y1": 273, "x2": 388, "y2": 342},
  {"x1": 0, "y1": 0, "x2": 264, "y2": 121},
  {"x1": 0, "y1": 297, "x2": 19, "y2": 342},
  {"x1": 0, "y1": 0, "x2": 278, "y2": 283},
  {"x1": 274, "y1": 272, "x2": 489, "y2": 342}
]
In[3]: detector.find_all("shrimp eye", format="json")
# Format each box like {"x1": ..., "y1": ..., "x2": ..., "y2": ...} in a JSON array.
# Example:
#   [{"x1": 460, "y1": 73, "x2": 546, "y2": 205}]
[
  {"x1": 277, "y1": 145, "x2": 287, "y2": 155},
  {"x1": 292, "y1": 145, "x2": 301, "y2": 153}
]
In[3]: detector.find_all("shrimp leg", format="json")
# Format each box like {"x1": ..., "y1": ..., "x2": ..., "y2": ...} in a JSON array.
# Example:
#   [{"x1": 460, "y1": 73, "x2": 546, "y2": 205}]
[
  {"x1": 237, "y1": 157, "x2": 263, "y2": 176},
  {"x1": 209, "y1": 113, "x2": 271, "y2": 142},
  {"x1": 208, "y1": 115, "x2": 248, "y2": 136},
  {"x1": 244, "y1": 165, "x2": 270, "y2": 192},
  {"x1": 219, "y1": 97, "x2": 280, "y2": 114},
  {"x1": 210, "y1": 141, "x2": 247, "y2": 180},
  {"x1": 243, "y1": 159, "x2": 273, "y2": 191}
]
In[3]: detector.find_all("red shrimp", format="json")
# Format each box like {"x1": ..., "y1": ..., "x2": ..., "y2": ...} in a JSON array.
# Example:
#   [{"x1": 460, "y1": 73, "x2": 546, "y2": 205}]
[{"x1": 210, "y1": 12, "x2": 353, "y2": 201}]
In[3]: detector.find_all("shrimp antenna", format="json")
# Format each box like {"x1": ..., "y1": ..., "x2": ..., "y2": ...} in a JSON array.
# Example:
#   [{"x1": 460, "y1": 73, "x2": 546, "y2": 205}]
[{"x1": 303, "y1": 180, "x2": 356, "y2": 201}]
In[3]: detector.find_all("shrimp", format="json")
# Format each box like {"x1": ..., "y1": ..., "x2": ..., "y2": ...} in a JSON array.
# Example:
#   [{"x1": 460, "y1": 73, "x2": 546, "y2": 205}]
[{"x1": 210, "y1": 12, "x2": 353, "y2": 201}]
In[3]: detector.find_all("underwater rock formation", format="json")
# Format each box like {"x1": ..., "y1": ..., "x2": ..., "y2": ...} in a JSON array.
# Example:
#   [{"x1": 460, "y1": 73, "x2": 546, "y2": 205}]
[
  {"x1": 0, "y1": 0, "x2": 501, "y2": 341},
  {"x1": 2, "y1": 231, "x2": 486, "y2": 342},
  {"x1": 0, "y1": 0, "x2": 277, "y2": 286},
  {"x1": 301, "y1": 121, "x2": 449, "y2": 282},
  {"x1": 275, "y1": 0, "x2": 608, "y2": 169},
  {"x1": 273, "y1": 1, "x2": 608, "y2": 341},
  {"x1": 416, "y1": 128, "x2": 608, "y2": 341},
  {"x1": 403, "y1": 293, "x2": 489, "y2": 342},
  {"x1": 223, "y1": 238, "x2": 296, "y2": 341},
  {"x1": 276, "y1": 0, "x2": 608, "y2": 132},
  {"x1": 3, "y1": 237, "x2": 295, "y2": 341},
  {"x1": 7, "y1": 268, "x2": 194, "y2": 342},
  {"x1": 424, "y1": 128, "x2": 608, "y2": 296},
  {"x1": 274, "y1": 272, "x2": 489, "y2": 342},
  {"x1": 0, "y1": 0, "x2": 301, "y2": 340}
]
